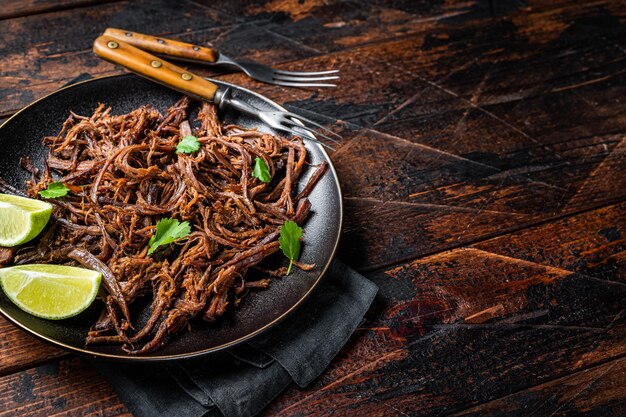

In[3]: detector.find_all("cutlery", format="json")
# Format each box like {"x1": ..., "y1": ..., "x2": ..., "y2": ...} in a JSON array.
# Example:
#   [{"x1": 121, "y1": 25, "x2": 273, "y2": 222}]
[
  {"x1": 93, "y1": 36, "x2": 340, "y2": 147},
  {"x1": 103, "y1": 28, "x2": 340, "y2": 88}
]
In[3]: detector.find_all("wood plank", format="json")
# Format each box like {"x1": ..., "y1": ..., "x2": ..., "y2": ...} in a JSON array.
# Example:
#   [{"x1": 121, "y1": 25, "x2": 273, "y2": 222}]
[
  {"x1": 193, "y1": 0, "x2": 604, "y2": 57},
  {"x1": 210, "y1": 1, "x2": 626, "y2": 122},
  {"x1": 198, "y1": 0, "x2": 478, "y2": 52},
  {"x1": 0, "y1": 0, "x2": 123, "y2": 20},
  {"x1": 472, "y1": 203, "x2": 626, "y2": 282},
  {"x1": 322, "y1": 6, "x2": 626, "y2": 268},
  {"x1": 0, "y1": 318, "x2": 66, "y2": 377},
  {"x1": 453, "y1": 356, "x2": 626, "y2": 417},
  {"x1": 370, "y1": 1, "x2": 626, "y2": 193},
  {"x1": 333, "y1": 128, "x2": 624, "y2": 270},
  {"x1": 0, "y1": 358, "x2": 129, "y2": 417},
  {"x1": 3, "y1": 0, "x2": 624, "y2": 120}
]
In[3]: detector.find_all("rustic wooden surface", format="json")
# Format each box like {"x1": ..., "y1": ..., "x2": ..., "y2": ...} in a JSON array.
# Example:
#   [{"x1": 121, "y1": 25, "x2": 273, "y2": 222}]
[{"x1": 1, "y1": 0, "x2": 625, "y2": 416}]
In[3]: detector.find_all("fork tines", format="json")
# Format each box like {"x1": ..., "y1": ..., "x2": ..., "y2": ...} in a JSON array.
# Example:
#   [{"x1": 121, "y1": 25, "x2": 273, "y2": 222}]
[{"x1": 272, "y1": 69, "x2": 340, "y2": 88}]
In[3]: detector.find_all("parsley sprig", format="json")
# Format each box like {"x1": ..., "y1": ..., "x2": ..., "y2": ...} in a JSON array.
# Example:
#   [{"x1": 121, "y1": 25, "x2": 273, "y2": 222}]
[
  {"x1": 39, "y1": 182, "x2": 69, "y2": 199},
  {"x1": 252, "y1": 157, "x2": 271, "y2": 183},
  {"x1": 279, "y1": 220, "x2": 302, "y2": 275},
  {"x1": 148, "y1": 218, "x2": 191, "y2": 255},
  {"x1": 176, "y1": 135, "x2": 200, "y2": 154}
]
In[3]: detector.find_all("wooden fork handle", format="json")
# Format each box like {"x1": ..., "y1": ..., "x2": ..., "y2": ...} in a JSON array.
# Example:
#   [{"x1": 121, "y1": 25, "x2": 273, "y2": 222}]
[
  {"x1": 93, "y1": 35, "x2": 219, "y2": 101},
  {"x1": 103, "y1": 28, "x2": 218, "y2": 63}
]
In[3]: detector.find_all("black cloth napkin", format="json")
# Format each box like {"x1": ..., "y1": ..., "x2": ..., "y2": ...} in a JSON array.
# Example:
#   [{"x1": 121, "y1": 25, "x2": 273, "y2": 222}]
[{"x1": 88, "y1": 260, "x2": 378, "y2": 417}]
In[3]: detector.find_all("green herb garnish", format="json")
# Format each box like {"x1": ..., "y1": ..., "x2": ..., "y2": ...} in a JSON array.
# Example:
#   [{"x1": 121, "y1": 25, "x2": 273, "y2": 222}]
[
  {"x1": 176, "y1": 135, "x2": 200, "y2": 154},
  {"x1": 148, "y1": 218, "x2": 191, "y2": 255},
  {"x1": 38, "y1": 182, "x2": 69, "y2": 199},
  {"x1": 279, "y1": 220, "x2": 302, "y2": 275},
  {"x1": 252, "y1": 157, "x2": 271, "y2": 183}
]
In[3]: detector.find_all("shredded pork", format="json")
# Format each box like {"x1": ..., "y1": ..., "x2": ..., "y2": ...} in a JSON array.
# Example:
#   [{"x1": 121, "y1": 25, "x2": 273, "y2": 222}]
[{"x1": 3, "y1": 97, "x2": 326, "y2": 354}]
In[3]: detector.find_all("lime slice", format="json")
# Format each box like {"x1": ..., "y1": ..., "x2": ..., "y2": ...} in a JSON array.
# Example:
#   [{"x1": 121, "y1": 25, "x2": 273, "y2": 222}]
[
  {"x1": 0, "y1": 264, "x2": 101, "y2": 320},
  {"x1": 0, "y1": 193, "x2": 52, "y2": 247}
]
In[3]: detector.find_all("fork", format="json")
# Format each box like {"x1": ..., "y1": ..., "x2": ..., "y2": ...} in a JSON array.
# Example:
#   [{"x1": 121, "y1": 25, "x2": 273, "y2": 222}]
[
  {"x1": 93, "y1": 35, "x2": 341, "y2": 147},
  {"x1": 103, "y1": 28, "x2": 340, "y2": 88}
]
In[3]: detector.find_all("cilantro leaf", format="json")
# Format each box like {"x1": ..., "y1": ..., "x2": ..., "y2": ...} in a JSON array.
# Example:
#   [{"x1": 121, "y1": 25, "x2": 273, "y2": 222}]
[
  {"x1": 38, "y1": 182, "x2": 69, "y2": 199},
  {"x1": 279, "y1": 220, "x2": 302, "y2": 275},
  {"x1": 148, "y1": 218, "x2": 191, "y2": 255},
  {"x1": 176, "y1": 135, "x2": 200, "y2": 154},
  {"x1": 252, "y1": 157, "x2": 271, "y2": 183}
]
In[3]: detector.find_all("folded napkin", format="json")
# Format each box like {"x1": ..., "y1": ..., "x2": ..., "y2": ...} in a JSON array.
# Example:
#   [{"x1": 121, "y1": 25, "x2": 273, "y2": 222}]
[{"x1": 89, "y1": 260, "x2": 378, "y2": 417}]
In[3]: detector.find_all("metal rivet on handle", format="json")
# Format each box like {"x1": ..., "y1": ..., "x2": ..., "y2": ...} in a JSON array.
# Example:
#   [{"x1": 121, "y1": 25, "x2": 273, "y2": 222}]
[
  {"x1": 193, "y1": 46, "x2": 200, "y2": 51},
  {"x1": 157, "y1": 39, "x2": 165, "y2": 44},
  {"x1": 107, "y1": 41, "x2": 119, "y2": 49},
  {"x1": 125, "y1": 32, "x2": 133, "y2": 37},
  {"x1": 181, "y1": 73, "x2": 193, "y2": 81},
  {"x1": 151, "y1": 60, "x2": 162, "y2": 68}
]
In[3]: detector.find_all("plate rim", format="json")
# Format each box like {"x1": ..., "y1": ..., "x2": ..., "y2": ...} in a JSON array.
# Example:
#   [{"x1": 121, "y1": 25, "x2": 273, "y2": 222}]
[{"x1": 0, "y1": 73, "x2": 343, "y2": 362}]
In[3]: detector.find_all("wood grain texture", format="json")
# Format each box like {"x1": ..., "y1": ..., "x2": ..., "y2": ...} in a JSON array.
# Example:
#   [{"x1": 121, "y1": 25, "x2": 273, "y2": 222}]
[
  {"x1": 0, "y1": 0, "x2": 123, "y2": 20},
  {"x1": 472, "y1": 203, "x2": 626, "y2": 282},
  {"x1": 0, "y1": 358, "x2": 129, "y2": 417},
  {"x1": 1, "y1": 0, "x2": 626, "y2": 416},
  {"x1": 331, "y1": 123, "x2": 624, "y2": 269},
  {"x1": 0, "y1": 318, "x2": 66, "y2": 377},
  {"x1": 453, "y1": 356, "x2": 626, "y2": 417}
]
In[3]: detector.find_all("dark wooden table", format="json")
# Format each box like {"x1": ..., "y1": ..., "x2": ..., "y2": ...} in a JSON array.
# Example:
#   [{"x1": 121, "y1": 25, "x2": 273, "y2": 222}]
[{"x1": 1, "y1": 0, "x2": 626, "y2": 415}]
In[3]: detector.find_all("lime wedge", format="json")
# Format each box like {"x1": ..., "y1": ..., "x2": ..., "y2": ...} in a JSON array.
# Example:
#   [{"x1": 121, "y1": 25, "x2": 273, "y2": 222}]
[
  {"x1": 0, "y1": 193, "x2": 52, "y2": 247},
  {"x1": 0, "y1": 264, "x2": 101, "y2": 320}
]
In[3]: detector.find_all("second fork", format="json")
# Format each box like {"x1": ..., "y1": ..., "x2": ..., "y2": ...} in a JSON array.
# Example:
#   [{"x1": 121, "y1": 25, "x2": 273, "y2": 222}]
[{"x1": 103, "y1": 28, "x2": 340, "y2": 88}]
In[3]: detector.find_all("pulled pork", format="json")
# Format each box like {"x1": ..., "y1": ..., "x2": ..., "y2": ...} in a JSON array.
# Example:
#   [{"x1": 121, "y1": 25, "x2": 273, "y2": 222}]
[{"x1": 10, "y1": 97, "x2": 326, "y2": 354}]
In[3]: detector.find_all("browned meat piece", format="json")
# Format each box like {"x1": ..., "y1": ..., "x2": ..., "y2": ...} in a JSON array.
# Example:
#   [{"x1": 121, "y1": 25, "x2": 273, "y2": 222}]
[
  {"x1": 69, "y1": 249, "x2": 131, "y2": 323},
  {"x1": 0, "y1": 247, "x2": 14, "y2": 265},
  {"x1": 244, "y1": 278, "x2": 271, "y2": 288}
]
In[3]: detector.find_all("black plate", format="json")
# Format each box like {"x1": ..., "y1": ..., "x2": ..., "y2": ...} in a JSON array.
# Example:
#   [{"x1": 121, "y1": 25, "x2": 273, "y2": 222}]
[{"x1": 0, "y1": 74, "x2": 342, "y2": 361}]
